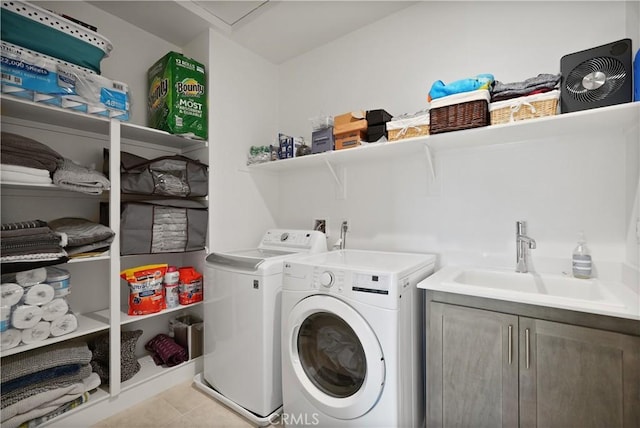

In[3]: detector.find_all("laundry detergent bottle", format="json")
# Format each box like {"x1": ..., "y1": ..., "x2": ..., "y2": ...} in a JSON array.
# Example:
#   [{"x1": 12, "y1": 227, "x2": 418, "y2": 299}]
[{"x1": 572, "y1": 232, "x2": 592, "y2": 279}]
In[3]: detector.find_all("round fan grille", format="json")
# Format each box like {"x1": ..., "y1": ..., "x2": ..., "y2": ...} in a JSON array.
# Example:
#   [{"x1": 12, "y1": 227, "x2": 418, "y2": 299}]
[{"x1": 565, "y1": 56, "x2": 627, "y2": 103}]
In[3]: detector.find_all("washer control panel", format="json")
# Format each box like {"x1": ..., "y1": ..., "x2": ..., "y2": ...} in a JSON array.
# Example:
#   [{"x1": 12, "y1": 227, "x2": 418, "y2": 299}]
[{"x1": 311, "y1": 268, "x2": 390, "y2": 296}]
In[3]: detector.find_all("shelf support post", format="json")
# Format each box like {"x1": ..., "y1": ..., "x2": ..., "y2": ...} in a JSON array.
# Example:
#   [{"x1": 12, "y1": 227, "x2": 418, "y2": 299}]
[
  {"x1": 424, "y1": 143, "x2": 436, "y2": 182},
  {"x1": 109, "y1": 119, "x2": 122, "y2": 396},
  {"x1": 323, "y1": 158, "x2": 346, "y2": 199}
]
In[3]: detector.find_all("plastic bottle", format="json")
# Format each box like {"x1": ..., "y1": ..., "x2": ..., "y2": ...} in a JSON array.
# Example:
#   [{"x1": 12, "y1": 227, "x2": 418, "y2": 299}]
[
  {"x1": 164, "y1": 266, "x2": 180, "y2": 309},
  {"x1": 572, "y1": 232, "x2": 592, "y2": 279}
]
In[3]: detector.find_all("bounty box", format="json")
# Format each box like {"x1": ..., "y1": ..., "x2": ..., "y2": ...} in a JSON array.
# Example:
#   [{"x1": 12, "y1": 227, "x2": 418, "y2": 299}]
[{"x1": 148, "y1": 52, "x2": 207, "y2": 140}]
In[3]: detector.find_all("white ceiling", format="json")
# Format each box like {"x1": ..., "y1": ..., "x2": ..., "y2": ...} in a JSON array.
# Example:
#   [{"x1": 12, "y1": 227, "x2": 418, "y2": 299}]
[{"x1": 89, "y1": 1, "x2": 417, "y2": 64}]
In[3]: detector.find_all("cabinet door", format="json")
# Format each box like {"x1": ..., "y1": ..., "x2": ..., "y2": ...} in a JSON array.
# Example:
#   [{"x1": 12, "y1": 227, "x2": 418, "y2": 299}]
[
  {"x1": 519, "y1": 318, "x2": 640, "y2": 428},
  {"x1": 427, "y1": 302, "x2": 519, "y2": 428}
]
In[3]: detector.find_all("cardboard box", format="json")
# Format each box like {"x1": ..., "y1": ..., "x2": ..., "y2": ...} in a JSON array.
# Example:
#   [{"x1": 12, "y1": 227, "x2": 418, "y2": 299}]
[
  {"x1": 312, "y1": 127, "x2": 334, "y2": 153},
  {"x1": 366, "y1": 109, "x2": 392, "y2": 125},
  {"x1": 171, "y1": 314, "x2": 203, "y2": 360},
  {"x1": 148, "y1": 51, "x2": 207, "y2": 140},
  {"x1": 334, "y1": 110, "x2": 365, "y2": 127},
  {"x1": 334, "y1": 130, "x2": 365, "y2": 150},
  {"x1": 334, "y1": 119, "x2": 367, "y2": 135}
]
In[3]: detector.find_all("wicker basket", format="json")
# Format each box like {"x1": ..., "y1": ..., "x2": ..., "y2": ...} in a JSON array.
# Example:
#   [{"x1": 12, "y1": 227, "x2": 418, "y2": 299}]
[
  {"x1": 386, "y1": 112, "x2": 430, "y2": 141},
  {"x1": 489, "y1": 90, "x2": 560, "y2": 125},
  {"x1": 429, "y1": 90, "x2": 490, "y2": 135}
]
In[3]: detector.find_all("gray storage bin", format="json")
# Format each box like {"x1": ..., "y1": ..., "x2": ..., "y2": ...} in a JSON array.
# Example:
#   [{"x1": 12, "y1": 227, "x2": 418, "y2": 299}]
[{"x1": 120, "y1": 199, "x2": 207, "y2": 255}]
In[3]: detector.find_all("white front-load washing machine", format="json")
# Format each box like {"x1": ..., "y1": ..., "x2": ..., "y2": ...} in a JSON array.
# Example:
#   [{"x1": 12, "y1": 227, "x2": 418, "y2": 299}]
[
  {"x1": 196, "y1": 229, "x2": 326, "y2": 426},
  {"x1": 281, "y1": 249, "x2": 436, "y2": 427}
]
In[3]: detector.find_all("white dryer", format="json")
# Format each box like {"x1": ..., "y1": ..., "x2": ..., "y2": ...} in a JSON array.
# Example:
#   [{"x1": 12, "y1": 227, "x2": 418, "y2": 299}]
[
  {"x1": 281, "y1": 249, "x2": 436, "y2": 428},
  {"x1": 197, "y1": 229, "x2": 326, "y2": 426}
]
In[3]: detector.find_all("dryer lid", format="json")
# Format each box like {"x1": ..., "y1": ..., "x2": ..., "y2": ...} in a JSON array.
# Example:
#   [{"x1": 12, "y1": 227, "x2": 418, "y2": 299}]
[{"x1": 206, "y1": 248, "x2": 295, "y2": 271}]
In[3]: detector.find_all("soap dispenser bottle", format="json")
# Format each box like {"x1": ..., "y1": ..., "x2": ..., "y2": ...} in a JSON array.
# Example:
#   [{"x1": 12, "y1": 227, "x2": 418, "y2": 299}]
[{"x1": 572, "y1": 232, "x2": 592, "y2": 279}]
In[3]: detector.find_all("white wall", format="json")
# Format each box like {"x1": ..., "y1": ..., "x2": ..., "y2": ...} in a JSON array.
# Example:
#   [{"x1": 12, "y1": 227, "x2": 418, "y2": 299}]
[
  {"x1": 273, "y1": 1, "x2": 639, "y2": 276},
  {"x1": 206, "y1": 29, "x2": 281, "y2": 251}
]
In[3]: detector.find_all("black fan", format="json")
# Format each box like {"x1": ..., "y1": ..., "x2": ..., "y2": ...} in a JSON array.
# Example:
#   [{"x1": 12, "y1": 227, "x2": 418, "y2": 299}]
[{"x1": 560, "y1": 39, "x2": 632, "y2": 113}]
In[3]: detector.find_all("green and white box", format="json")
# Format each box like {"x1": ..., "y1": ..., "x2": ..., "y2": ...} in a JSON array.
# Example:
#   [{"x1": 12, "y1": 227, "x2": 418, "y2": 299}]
[{"x1": 148, "y1": 52, "x2": 207, "y2": 140}]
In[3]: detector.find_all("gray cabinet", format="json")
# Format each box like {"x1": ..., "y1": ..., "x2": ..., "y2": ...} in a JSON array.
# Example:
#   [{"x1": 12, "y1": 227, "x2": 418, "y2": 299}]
[
  {"x1": 427, "y1": 302, "x2": 640, "y2": 428},
  {"x1": 519, "y1": 318, "x2": 640, "y2": 428},
  {"x1": 428, "y1": 303, "x2": 518, "y2": 427}
]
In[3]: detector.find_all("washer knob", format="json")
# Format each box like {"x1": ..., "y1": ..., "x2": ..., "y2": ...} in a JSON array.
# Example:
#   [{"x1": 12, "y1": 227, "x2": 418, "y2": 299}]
[{"x1": 319, "y1": 271, "x2": 334, "y2": 288}]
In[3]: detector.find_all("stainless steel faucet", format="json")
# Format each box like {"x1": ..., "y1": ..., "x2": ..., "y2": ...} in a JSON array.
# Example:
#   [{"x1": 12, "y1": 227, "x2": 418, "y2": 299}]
[
  {"x1": 333, "y1": 220, "x2": 349, "y2": 250},
  {"x1": 339, "y1": 221, "x2": 348, "y2": 250},
  {"x1": 516, "y1": 221, "x2": 536, "y2": 273}
]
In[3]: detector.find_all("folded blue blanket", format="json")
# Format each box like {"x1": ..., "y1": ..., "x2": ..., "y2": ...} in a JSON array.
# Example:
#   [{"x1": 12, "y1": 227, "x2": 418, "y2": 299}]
[
  {"x1": 1, "y1": 364, "x2": 82, "y2": 395},
  {"x1": 429, "y1": 74, "x2": 494, "y2": 101}
]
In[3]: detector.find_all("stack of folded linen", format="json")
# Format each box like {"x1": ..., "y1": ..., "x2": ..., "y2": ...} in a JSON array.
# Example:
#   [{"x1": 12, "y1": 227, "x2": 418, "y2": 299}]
[
  {"x1": 48, "y1": 218, "x2": 115, "y2": 257},
  {"x1": 0, "y1": 133, "x2": 63, "y2": 185},
  {"x1": 491, "y1": 73, "x2": 561, "y2": 102},
  {"x1": 0, "y1": 341, "x2": 100, "y2": 428},
  {"x1": 1, "y1": 220, "x2": 68, "y2": 274},
  {"x1": 0, "y1": 132, "x2": 111, "y2": 194}
]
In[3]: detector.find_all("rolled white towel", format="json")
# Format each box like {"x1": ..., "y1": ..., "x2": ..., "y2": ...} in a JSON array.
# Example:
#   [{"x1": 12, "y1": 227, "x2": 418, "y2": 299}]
[
  {"x1": 23, "y1": 283, "x2": 55, "y2": 306},
  {"x1": 41, "y1": 298, "x2": 69, "y2": 321},
  {"x1": 11, "y1": 305, "x2": 44, "y2": 329},
  {"x1": 1, "y1": 328, "x2": 22, "y2": 349},
  {"x1": 21, "y1": 321, "x2": 51, "y2": 344},
  {"x1": 1, "y1": 305, "x2": 11, "y2": 332},
  {"x1": 50, "y1": 313, "x2": 78, "y2": 337},
  {"x1": 15, "y1": 268, "x2": 47, "y2": 287},
  {"x1": 1, "y1": 283, "x2": 24, "y2": 307}
]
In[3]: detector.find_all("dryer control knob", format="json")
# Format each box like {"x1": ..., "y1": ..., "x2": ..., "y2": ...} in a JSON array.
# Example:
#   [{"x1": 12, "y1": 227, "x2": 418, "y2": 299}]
[{"x1": 319, "y1": 271, "x2": 334, "y2": 288}]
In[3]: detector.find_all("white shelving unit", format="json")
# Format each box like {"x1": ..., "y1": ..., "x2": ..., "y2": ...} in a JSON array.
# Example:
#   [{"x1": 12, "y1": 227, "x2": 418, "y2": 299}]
[{"x1": 0, "y1": 93, "x2": 208, "y2": 425}]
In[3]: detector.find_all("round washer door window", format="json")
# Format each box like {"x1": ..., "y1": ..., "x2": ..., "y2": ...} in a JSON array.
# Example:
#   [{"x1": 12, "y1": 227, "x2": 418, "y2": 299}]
[{"x1": 286, "y1": 295, "x2": 385, "y2": 420}]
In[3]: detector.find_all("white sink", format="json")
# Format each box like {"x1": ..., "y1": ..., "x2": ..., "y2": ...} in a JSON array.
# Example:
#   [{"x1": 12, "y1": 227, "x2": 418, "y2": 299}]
[
  {"x1": 452, "y1": 269, "x2": 620, "y2": 304},
  {"x1": 418, "y1": 266, "x2": 636, "y2": 319}
]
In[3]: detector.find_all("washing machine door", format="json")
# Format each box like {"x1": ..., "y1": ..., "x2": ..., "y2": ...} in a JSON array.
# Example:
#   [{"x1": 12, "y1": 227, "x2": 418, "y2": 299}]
[{"x1": 286, "y1": 295, "x2": 385, "y2": 420}]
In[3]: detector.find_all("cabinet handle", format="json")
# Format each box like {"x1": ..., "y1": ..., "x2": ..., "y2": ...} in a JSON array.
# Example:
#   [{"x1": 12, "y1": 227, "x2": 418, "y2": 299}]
[
  {"x1": 525, "y1": 328, "x2": 530, "y2": 369},
  {"x1": 508, "y1": 324, "x2": 513, "y2": 365}
]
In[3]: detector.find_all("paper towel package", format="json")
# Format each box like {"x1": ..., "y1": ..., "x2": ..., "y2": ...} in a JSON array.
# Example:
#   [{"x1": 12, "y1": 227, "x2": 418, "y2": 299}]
[{"x1": 148, "y1": 51, "x2": 208, "y2": 140}]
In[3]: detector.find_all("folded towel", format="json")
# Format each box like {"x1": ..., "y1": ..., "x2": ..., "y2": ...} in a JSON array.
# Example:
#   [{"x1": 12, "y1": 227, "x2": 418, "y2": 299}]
[
  {"x1": 1, "y1": 364, "x2": 82, "y2": 396},
  {"x1": 0, "y1": 164, "x2": 52, "y2": 185},
  {"x1": 428, "y1": 74, "x2": 494, "y2": 101},
  {"x1": 1, "y1": 373, "x2": 99, "y2": 425},
  {"x1": 491, "y1": 73, "x2": 561, "y2": 101},
  {"x1": 1, "y1": 364, "x2": 92, "y2": 409},
  {"x1": 2, "y1": 373, "x2": 100, "y2": 428},
  {"x1": 1, "y1": 340, "x2": 92, "y2": 383},
  {"x1": 145, "y1": 334, "x2": 188, "y2": 367},
  {"x1": 0, "y1": 133, "x2": 63, "y2": 172},
  {"x1": 52, "y1": 158, "x2": 110, "y2": 195}
]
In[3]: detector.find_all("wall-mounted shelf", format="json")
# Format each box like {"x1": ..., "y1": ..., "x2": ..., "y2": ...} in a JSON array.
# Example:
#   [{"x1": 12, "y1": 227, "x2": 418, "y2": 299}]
[{"x1": 248, "y1": 102, "x2": 640, "y2": 174}]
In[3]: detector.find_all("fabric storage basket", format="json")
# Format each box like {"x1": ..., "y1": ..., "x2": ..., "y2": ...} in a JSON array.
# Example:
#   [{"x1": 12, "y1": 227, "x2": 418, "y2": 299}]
[
  {"x1": 1, "y1": 0, "x2": 113, "y2": 74},
  {"x1": 386, "y1": 111, "x2": 430, "y2": 141},
  {"x1": 118, "y1": 151, "x2": 208, "y2": 197},
  {"x1": 489, "y1": 90, "x2": 560, "y2": 125},
  {"x1": 120, "y1": 199, "x2": 207, "y2": 255},
  {"x1": 429, "y1": 89, "x2": 490, "y2": 134}
]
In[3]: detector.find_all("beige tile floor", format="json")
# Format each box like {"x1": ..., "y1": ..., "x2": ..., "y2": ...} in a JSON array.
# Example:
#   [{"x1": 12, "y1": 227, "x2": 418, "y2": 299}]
[{"x1": 91, "y1": 381, "x2": 262, "y2": 428}]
